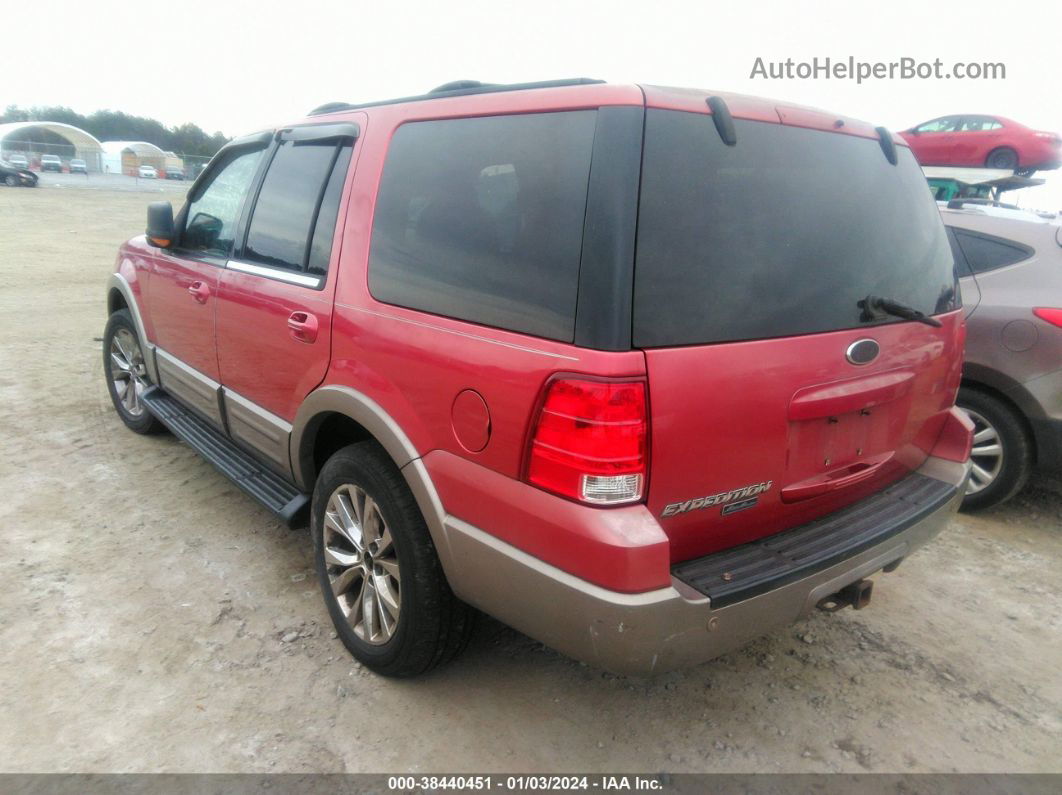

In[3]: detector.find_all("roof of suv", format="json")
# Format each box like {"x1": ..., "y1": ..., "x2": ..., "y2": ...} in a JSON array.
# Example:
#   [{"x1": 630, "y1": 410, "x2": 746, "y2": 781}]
[
  {"x1": 941, "y1": 206, "x2": 1062, "y2": 248},
  {"x1": 304, "y1": 78, "x2": 907, "y2": 147}
]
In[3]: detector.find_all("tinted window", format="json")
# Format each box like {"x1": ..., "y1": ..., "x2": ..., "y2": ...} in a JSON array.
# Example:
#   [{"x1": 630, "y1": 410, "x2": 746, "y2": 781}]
[
  {"x1": 368, "y1": 111, "x2": 597, "y2": 341},
  {"x1": 307, "y1": 144, "x2": 353, "y2": 276},
  {"x1": 954, "y1": 229, "x2": 1032, "y2": 273},
  {"x1": 181, "y1": 147, "x2": 265, "y2": 256},
  {"x1": 634, "y1": 112, "x2": 957, "y2": 347},
  {"x1": 958, "y1": 116, "x2": 1003, "y2": 131},
  {"x1": 244, "y1": 141, "x2": 341, "y2": 272}
]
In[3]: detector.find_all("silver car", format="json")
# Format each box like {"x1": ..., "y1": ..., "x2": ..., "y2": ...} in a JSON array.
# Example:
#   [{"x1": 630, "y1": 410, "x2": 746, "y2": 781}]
[{"x1": 942, "y1": 205, "x2": 1062, "y2": 509}]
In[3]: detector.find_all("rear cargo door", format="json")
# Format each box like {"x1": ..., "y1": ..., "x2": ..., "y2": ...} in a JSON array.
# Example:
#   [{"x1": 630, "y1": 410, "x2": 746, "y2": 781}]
[{"x1": 634, "y1": 108, "x2": 963, "y2": 563}]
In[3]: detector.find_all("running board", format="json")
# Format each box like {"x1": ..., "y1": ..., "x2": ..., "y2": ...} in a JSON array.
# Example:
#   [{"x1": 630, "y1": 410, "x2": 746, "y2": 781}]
[{"x1": 141, "y1": 386, "x2": 309, "y2": 527}]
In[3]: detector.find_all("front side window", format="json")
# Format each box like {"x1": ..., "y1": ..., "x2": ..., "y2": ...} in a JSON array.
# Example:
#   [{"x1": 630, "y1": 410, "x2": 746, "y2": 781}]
[
  {"x1": 243, "y1": 140, "x2": 351, "y2": 274},
  {"x1": 954, "y1": 229, "x2": 1032, "y2": 273},
  {"x1": 367, "y1": 111, "x2": 597, "y2": 341},
  {"x1": 181, "y1": 147, "x2": 265, "y2": 256}
]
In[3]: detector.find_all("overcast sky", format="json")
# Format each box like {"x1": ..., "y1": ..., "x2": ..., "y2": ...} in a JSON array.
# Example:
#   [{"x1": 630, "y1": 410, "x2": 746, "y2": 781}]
[{"x1": 7, "y1": 0, "x2": 1061, "y2": 210}]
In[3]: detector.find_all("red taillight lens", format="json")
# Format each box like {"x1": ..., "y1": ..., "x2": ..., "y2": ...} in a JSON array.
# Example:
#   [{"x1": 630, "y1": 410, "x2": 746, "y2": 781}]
[
  {"x1": 526, "y1": 378, "x2": 648, "y2": 505},
  {"x1": 1033, "y1": 308, "x2": 1062, "y2": 328}
]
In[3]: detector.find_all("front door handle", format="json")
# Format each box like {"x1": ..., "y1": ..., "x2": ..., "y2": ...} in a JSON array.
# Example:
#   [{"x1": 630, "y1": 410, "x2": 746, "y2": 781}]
[
  {"x1": 187, "y1": 281, "x2": 210, "y2": 303},
  {"x1": 287, "y1": 311, "x2": 319, "y2": 343}
]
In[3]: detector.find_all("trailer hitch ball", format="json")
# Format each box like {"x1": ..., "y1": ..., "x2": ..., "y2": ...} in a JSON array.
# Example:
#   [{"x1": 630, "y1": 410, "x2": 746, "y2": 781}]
[{"x1": 817, "y1": 579, "x2": 874, "y2": 612}]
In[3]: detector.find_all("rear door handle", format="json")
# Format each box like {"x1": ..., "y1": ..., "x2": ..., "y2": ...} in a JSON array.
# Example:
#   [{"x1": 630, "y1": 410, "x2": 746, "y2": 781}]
[
  {"x1": 187, "y1": 281, "x2": 210, "y2": 303},
  {"x1": 287, "y1": 311, "x2": 319, "y2": 343}
]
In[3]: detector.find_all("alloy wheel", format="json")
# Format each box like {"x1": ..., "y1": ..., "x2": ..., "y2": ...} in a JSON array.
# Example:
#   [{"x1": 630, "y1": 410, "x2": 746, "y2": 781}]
[
  {"x1": 109, "y1": 328, "x2": 148, "y2": 417},
  {"x1": 965, "y1": 408, "x2": 1004, "y2": 494},
  {"x1": 323, "y1": 484, "x2": 401, "y2": 645}
]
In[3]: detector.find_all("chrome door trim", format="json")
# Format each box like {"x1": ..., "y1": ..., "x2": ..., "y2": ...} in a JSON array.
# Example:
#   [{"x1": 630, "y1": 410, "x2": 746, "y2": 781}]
[
  {"x1": 221, "y1": 387, "x2": 294, "y2": 476},
  {"x1": 226, "y1": 259, "x2": 323, "y2": 288},
  {"x1": 154, "y1": 348, "x2": 224, "y2": 426}
]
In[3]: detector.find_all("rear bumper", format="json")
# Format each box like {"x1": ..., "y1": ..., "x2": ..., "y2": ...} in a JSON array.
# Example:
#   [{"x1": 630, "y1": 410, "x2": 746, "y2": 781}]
[
  {"x1": 1022, "y1": 369, "x2": 1062, "y2": 473},
  {"x1": 442, "y1": 456, "x2": 969, "y2": 675}
]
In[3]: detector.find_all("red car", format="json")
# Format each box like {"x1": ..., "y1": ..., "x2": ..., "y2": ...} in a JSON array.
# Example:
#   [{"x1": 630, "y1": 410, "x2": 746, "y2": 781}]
[
  {"x1": 103, "y1": 79, "x2": 972, "y2": 677},
  {"x1": 900, "y1": 114, "x2": 1061, "y2": 172}
]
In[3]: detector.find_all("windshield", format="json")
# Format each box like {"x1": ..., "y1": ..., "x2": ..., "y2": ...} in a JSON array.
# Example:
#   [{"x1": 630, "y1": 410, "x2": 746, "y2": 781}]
[{"x1": 633, "y1": 111, "x2": 958, "y2": 347}]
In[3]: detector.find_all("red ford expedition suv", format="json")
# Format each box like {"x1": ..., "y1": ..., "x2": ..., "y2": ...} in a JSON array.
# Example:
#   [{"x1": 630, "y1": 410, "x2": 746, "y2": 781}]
[{"x1": 103, "y1": 79, "x2": 973, "y2": 677}]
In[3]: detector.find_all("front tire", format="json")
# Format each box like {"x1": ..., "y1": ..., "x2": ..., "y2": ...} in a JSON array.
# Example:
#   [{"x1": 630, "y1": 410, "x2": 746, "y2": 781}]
[
  {"x1": 103, "y1": 310, "x2": 163, "y2": 434},
  {"x1": 312, "y1": 441, "x2": 474, "y2": 677},
  {"x1": 5, "y1": 175, "x2": 16, "y2": 187},
  {"x1": 957, "y1": 387, "x2": 1031, "y2": 511}
]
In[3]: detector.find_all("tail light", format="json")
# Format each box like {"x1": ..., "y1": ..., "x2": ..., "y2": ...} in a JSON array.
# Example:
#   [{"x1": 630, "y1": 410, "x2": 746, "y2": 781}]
[
  {"x1": 526, "y1": 377, "x2": 648, "y2": 505},
  {"x1": 1033, "y1": 307, "x2": 1062, "y2": 328}
]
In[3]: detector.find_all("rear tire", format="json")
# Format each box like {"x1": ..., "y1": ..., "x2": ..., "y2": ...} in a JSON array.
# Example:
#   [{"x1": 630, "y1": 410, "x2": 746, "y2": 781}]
[
  {"x1": 5, "y1": 175, "x2": 16, "y2": 187},
  {"x1": 312, "y1": 441, "x2": 474, "y2": 677},
  {"x1": 957, "y1": 387, "x2": 1031, "y2": 511},
  {"x1": 985, "y1": 147, "x2": 1018, "y2": 170}
]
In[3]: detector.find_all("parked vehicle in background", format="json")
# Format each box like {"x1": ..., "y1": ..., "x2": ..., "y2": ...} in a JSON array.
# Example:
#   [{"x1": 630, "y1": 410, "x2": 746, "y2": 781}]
[
  {"x1": 0, "y1": 158, "x2": 38, "y2": 187},
  {"x1": 901, "y1": 115, "x2": 1061, "y2": 173},
  {"x1": 941, "y1": 198, "x2": 1055, "y2": 224},
  {"x1": 164, "y1": 166, "x2": 185, "y2": 180},
  {"x1": 942, "y1": 207, "x2": 1062, "y2": 509},
  {"x1": 103, "y1": 79, "x2": 972, "y2": 677},
  {"x1": 70, "y1": 158, "x2": 88, "y2": 174},
  {"x1": 40, "y1": 154, "x2": 63, "y2": 172},
  {"x1": 7, "y1": 154, "x2": 28, "y2": 169},
  {"x1": 137, "y1": 165, "x2": 157, "y2": 179}
]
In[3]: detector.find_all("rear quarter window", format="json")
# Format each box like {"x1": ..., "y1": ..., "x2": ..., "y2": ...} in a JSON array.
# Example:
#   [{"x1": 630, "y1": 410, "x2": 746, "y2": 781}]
[
  {"x1": 367, "y1": 111, "x2": 597, "y2": 342},
  {"x1": 633, "y1": 110, "x2": 957, "y2": 347},
  {"x1": 953, "y1": 229, "x2": 1033, "y2": 273}
]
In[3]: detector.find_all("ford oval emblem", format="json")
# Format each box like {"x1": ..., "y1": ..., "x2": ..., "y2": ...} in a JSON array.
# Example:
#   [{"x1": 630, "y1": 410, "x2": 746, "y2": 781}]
[{"x1": 846, "y1": 339, "x2": 880, "y2": 365}]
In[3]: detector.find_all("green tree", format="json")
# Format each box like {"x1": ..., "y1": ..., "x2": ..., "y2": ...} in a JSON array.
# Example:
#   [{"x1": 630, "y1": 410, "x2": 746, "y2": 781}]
[{"x1": 0, "y1": 105, "x2": 230, "y2": 157}]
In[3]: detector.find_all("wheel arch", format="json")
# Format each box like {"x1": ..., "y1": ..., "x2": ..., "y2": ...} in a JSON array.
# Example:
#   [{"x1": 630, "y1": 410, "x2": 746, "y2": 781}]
[
  {"x1": 291, "y1": 385, "x2": 457, "y2": 579},
  {"x1": 959, "y1": 375, "x2": 1038, "y2": 465},
  {"x1": 106, "y1": 272, "x2": 158, "y2": 383}
]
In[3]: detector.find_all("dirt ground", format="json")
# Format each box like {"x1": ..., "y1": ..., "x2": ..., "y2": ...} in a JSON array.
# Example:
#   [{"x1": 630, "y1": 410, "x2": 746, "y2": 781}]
[{"x1": 0, "y1": 183, "x2": 1060, "y2": 774}]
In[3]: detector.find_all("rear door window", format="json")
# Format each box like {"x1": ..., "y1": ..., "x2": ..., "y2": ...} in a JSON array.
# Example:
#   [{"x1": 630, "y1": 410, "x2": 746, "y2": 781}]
[
  {"x1": 367, "y1": 111, "x2": 597, "y2": 341},
  {"x1": 953, "y1": 229, "x2": 1032, "y2": 273},
  {"x1": 242, "y1": 139, "x2": 353, "y2": 277},
  {"x1": 633, "y1": 111, "x2": 957, "y2": 347},
  {"x1": 180, "y1": 147, "x2": 265, "y2": 256}
]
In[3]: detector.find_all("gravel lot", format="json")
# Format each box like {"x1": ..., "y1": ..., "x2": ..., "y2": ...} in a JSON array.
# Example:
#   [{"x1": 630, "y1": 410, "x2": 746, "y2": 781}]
[{"x1": 1, "y1": 183, "x2": 1060, "y2": 774}]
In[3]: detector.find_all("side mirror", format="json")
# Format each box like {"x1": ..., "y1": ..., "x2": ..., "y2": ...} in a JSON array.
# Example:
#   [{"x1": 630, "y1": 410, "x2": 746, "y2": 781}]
[
  {"x1": 908, "y1": 127, "x2": 920, "y2": 136},
  {"x1": 146, "y1": 201, "x2": 175, "y2": 248}
]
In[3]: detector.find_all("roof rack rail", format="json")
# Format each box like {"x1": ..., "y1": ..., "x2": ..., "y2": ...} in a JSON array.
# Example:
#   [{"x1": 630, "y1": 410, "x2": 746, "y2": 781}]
[{"x1": 307, "y1": 77, "x2": 605, "y2": 116}]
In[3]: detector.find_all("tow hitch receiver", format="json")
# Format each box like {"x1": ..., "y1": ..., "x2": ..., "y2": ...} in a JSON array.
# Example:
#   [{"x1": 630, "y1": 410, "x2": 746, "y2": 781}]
[{"x1": 817, "y1": 579, "x2": 874, "y2": 612}]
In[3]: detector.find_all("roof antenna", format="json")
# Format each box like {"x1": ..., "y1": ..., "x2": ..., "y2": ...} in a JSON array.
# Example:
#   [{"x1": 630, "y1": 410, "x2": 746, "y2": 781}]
[
  {"x1": 875, "y1": 126, "x2": 898, "y2": 165},
  {"x1": 705, "y1": 96, "x2": 737, "y2": 146}
]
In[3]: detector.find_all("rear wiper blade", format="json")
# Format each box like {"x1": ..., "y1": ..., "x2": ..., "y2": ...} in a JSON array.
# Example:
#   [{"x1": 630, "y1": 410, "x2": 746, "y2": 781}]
[{"x1": 859, "y1": 295, "x2": 943, "y2": 328}]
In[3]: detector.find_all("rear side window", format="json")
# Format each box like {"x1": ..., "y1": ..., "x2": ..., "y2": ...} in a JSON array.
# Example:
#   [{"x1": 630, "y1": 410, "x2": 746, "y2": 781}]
[
  {"x1": 946, "y1": 228, "x2": 973, "y2": 277},
  {"x1": 634, "y1": 111, "x2": 957, "y2": 347},
  {"x1": 244, "y1": 140, "x2": 352, "y2": 274},
  {"x1": 368, "y1": 111, "x2": 597, "y2": 341},
  {"x1": 953, "y1": 229, "x2": 1032, "y2": 274}
]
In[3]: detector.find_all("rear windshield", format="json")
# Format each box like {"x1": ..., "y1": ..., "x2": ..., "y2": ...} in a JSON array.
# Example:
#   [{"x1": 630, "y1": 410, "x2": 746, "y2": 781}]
[{"x1": 633, "y1": 111, "x2": 957, "y2": 347}]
